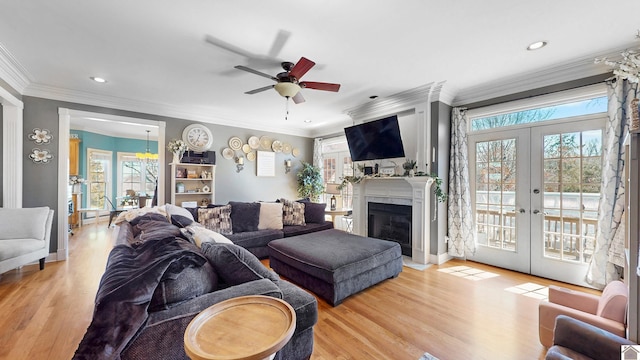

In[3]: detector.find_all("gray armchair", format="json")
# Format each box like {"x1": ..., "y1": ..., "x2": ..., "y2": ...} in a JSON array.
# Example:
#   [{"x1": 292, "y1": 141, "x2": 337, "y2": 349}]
[{"x1": 546, "y1": 315, "x2": 635, "y2": 360}]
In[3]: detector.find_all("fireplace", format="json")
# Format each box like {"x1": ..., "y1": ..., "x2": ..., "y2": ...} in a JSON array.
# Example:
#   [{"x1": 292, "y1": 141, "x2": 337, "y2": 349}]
[{"x1": 368, "y1": 202, "x2": 412, "y2": 256}]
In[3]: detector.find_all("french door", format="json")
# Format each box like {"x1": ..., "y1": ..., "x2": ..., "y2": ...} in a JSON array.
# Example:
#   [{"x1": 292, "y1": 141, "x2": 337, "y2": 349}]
[{"x1": 468, "y1": 118, "x2": 603, "y2": 287}]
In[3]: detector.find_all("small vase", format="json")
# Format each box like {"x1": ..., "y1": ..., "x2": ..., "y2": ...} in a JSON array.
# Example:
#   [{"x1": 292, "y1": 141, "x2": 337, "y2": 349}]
[{"x1": 173, "y1": 152, "x2": 181, "y2": 164}]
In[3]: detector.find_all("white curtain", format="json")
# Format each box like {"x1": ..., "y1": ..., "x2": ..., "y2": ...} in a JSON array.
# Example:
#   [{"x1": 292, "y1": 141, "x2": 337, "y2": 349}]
[
  {"x1": 586, "y1": 79, "x2": 637, "y2": 288},
  {"x1": 313, "y1": 138, "x2": 324, "y2": 184},
  {"x1": 447, "y1": 108, "x2": 476, "y2": 257}
]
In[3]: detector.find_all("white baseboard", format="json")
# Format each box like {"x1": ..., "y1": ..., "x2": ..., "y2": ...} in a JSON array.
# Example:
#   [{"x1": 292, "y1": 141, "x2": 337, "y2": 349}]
[{"x1": 429, "y1": 252, "x2": 453, "y2": 265}]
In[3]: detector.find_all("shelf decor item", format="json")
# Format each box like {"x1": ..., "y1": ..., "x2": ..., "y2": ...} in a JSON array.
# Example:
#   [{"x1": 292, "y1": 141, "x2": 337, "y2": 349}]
[{"x1": 167, "y1": 139, "x2": 188, "y2": 163}]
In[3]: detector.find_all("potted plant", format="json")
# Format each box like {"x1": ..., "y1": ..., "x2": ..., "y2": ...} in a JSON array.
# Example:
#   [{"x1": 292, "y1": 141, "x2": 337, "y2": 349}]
[
  {"x1": 296, "y1": 162, "x2": 324, "y2": 202},
  {"x1": 402, "y1": 159, "x2": 417, "y2": 176}
]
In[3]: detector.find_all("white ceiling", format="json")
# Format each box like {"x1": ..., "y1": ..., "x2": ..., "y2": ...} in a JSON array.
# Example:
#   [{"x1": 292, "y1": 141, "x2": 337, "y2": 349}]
[{"x1": 2, "y1": 0, "x2": 640, "y2": 138}]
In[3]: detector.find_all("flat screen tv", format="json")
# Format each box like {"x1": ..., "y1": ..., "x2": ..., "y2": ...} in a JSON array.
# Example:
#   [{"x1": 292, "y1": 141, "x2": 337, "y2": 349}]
[{"x1": 344, "y1": 115, "x2": 405, "y2": 162}]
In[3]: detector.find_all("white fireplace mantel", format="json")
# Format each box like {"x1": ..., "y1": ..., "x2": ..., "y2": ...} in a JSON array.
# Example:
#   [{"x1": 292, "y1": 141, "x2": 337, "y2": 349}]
[{"x1": 351, "y1": 176, "x2": 434, "y2": 264}]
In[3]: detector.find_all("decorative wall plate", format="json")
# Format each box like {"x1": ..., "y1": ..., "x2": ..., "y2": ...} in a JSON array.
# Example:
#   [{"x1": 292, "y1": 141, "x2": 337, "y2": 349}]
[
  {"x1": 29, "y1": 128, "x2": 52, "y2": 144},
  {"x1": 271, "y1": 140, "x2": 283, "y2": 153},
  {"x1": 292, "y1": 148, "x2": 300, "y2": 157},
  {"x1": 29, "y1": 148, "x2": 53, "y2": 163},
  {"x1": 248, "y1": 136, "x2": 260, "y2": 149},
  {"x1": 222, "y1": 147, "x2": 234, "y2": 159},
  {"x1": 259, "y1": 136, "x2": 272, "y2": 150},
  {"x1": 242, "y1": 144, "x2": 251, "y2": 153},
  {"x1": 282, "y1": 143, "x2": 292, "y2": 154},
  {"x1": 228, "y1": 137, "x2": 243, "y2": 151},
  {"x1": 247, "y1": 152, "x2": 256, "y2": 161}
]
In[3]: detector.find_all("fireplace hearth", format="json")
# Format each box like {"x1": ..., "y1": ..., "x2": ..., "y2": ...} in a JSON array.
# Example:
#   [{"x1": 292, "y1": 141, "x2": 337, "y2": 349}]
[{"x1": 368, "y1": 202, "x2": 412, "y2": 256}]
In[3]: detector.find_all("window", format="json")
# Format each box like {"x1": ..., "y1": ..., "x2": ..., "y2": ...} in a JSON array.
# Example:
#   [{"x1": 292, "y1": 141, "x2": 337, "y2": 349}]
[
  {"x1": 321, "y1": 137, "x2": 353, "y2": 208},
  {"x1": 117, "y1": 153, "x2": 158, "y2": 201},
  {"x1": 468, "y1": 85, "x2": 607, "y2": 132},
  {"x1": 87, "y1": 149, "x2": 112, "y2": 209}
]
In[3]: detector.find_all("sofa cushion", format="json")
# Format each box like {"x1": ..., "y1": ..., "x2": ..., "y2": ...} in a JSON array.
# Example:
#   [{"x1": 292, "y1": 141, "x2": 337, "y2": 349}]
[
  {"x1": 0, "y1": 239, "x2": 47, "y2": 261},
  {"x1": 301, "y1": 202, "x2": 326, "y2": 224},
  {"x1": 0, "y1": 207, "x2": 50, "y2": 241},
  {"x1": 149, "y1": 260, "x2": 218, "y2": 311},
  {"x1": 283, "y1": 221, "x2": 334, "y2": 237},
  {"x1": 130, "y1": 212, "x2": 169, "y2": 226},
  {"x1": 229, "y1": 201, "x2": 260, "y2": 233},
  {"x1": 280, "y1": 198, "x2": 305, "y2": 226},
  {"x1": 258, "y1": 202, "x2": 284, "y2": 230},
  {"x1": 201, "y1": 242, "x2": 279, "y2": 286},
  {"x1": 198, "y1": 205, "x2": 233, "y2": 235},
  {"x1": 226, "y1": 229, "x2": 284, "y2": 250}
]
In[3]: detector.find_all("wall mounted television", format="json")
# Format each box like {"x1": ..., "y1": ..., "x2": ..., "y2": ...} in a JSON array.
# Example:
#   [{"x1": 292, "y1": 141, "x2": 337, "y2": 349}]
[{"x1": 344, "y1": 115, "x2": 406, "y2": 162}]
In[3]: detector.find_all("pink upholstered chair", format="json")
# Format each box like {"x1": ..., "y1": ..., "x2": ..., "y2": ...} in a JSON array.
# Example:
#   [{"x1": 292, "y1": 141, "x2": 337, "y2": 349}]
[{"x1": 539, "y1": 280, "x2": 628, "y2": 348}]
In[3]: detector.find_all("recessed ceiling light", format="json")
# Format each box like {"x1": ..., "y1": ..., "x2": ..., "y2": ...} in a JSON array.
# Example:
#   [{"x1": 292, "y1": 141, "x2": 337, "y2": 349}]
[
  {"x1": 526, "y1": 41, "x2": 548, "y2": 51},
  {"x1": 90, "y1": 76, "x2": 107, "y2": 83},
  {"x1": 304, "y1": 119, "x2": 312, "y2": 123},
  {"x1": 369, "y1": 95, "x2": 378, "y2": 99}
]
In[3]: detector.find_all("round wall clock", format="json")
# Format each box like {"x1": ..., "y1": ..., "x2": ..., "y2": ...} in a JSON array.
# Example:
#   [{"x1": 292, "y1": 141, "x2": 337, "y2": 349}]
[{"x1": 182, "y1": 124, "x2": 214, "y2": 152}]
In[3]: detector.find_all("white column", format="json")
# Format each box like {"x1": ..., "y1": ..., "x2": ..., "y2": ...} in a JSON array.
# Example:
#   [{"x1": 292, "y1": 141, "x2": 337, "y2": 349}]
[{"x1": 2, "y1": 96, "x2": 23, "y2": 208}]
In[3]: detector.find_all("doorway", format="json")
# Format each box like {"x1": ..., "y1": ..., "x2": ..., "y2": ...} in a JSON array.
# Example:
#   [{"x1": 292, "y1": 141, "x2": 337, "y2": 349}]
[
  {"x1": 57, "y1": 109, "x2": 166, "y2": 260},
  {"x1": 468, "y1": 117, "x2": 604, "y2": 287}
]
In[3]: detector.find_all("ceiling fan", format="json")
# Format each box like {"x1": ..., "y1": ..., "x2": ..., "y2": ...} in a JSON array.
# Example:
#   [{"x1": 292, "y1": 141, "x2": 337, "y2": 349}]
[{"x1": 235, "y1": 57, "x2": 340, "y2": 104}]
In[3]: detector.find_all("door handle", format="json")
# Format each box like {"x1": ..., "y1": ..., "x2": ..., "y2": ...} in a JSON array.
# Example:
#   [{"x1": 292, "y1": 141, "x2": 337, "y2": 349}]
[
  {"x1": 532, "y1": 209, "x2": 547, "y2": 215},
  {"x1": 519, "y1": 208, "x2": 526, "y2": 214}
]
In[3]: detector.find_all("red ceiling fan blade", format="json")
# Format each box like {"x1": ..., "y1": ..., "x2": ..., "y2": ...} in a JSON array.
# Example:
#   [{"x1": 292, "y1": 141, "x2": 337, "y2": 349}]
[
  {"x1": 245, "y1": 85, "x2": 275, "y2": 94},
  {"x1": 300, "y1": 81, "x2": 341, "y2": 92},
  {"x1": 234, "y1": 65, "x2": 278, "y2": 81},
  {"x1": 292, "y1": 92, "x2": 305, "y2": 104},
  {"x1": 289, "y1": 57, "x2": 315, "y2": 80}
]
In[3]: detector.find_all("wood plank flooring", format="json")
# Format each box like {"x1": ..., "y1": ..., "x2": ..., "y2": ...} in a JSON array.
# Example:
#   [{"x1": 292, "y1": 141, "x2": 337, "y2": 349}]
[{"x1": 0, "y1": 221, "x2": 599, "y2": 360}]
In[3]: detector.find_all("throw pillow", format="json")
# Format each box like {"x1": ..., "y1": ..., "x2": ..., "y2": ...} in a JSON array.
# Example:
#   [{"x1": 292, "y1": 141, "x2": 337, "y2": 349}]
[
  {"x1": 185, "y1": 225, "x2": 234, "y2": 247},
  {"x1": 171, "y1": 214, "x2": 194, "y2": 228},
  {"x1": 280, "y1": 198, "x2": 306, "y2": 226},
  {"x1": 165, "y1": 203, "x2": 195, "y2": 222},
  {"x1": 184, "y1": 207, "x2": 199, "y2": 222},
  {"x1": 258, "y1": 202, "x2": 284, "y2": 230},
  {"x1": 200, "y1": 242, "x2": 280, "y2": 286},
  {"x1": 229, "y1": 201, "x2": 260, "y2": 233},
  {"x1": 302, "y1": 202, "x2": 327, "y2": 224},
  {"x1": 198, "y1": 205, "x2": 233, "y2": 235}
]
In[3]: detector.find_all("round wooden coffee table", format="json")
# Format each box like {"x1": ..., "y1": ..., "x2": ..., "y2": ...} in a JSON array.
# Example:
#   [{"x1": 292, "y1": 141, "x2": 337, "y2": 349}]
[{"x1": 184, "y1": 295, "x2": 296, "y2": 360}]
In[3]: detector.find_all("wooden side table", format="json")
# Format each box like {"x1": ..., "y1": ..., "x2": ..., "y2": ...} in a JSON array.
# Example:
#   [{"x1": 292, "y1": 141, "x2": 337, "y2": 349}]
[{"x1": 184, "y1": 295, "x2": 296, "y2": 360}]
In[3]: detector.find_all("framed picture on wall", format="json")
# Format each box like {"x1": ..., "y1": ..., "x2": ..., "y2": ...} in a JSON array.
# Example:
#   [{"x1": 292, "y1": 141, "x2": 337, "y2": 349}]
[{"x1": 257, "y1": 151, "x2": 275, "y2": 177}]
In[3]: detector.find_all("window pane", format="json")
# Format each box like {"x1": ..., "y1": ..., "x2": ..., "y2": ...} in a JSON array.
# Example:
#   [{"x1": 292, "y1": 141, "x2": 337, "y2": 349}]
[{"x1": 471, "y1": 96, "x2": 607, "y2": 131}]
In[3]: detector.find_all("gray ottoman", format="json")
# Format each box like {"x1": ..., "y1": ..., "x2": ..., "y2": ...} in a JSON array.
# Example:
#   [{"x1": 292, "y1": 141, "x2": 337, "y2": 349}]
[{"x1": 268, "y1": 229, "x2": 402, "y2": 306}]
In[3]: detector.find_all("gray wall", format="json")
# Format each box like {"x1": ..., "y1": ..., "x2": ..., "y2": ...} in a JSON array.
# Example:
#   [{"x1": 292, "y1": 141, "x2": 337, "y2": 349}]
[
  {"x1": 21, "y1": 96, "x2": 313, "y2": 253},
  {"x1": 430, "y1": 101, "x2": 451, "y2": 257},
  {"x1": 0, "y1": 104, "x2": 3, "y2": 206}
]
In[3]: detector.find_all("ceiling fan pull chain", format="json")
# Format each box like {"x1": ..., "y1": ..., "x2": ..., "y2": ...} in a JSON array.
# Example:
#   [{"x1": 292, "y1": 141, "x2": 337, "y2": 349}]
[{"x1": 285, "y1": 97, "x2": 290, "y2": 121}]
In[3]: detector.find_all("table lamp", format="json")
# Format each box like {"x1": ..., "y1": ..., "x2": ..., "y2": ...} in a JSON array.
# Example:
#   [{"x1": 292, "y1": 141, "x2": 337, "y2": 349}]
[{"x1": 325, "y1": 183, "x2": 341, "y2": 211}]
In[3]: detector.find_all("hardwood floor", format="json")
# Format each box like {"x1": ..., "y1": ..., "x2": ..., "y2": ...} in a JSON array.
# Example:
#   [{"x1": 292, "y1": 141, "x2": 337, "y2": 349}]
[{"x1": 0, "y1": 221, "x2": 600, "y2": 360}]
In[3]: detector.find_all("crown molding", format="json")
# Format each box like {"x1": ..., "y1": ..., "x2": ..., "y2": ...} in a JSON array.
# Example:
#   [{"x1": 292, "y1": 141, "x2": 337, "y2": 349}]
[
  {"x1": 23, "y1": 83, "x2": 313, "y2": 138},
  {"x1": 0, "y1": 43, "x2": 31, "y2": 94},
  {"x1": 449, "y1": 42, "x2": 640, "y2": 107},
  {"x1": 345, "y1": 83, "x2": 436, "y2": 122}
]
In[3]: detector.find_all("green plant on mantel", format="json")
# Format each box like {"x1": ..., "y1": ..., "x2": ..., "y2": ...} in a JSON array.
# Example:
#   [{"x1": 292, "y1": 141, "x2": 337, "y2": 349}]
[{"x1": 296, "y1": 162, "x2": 324, "y2": 202}]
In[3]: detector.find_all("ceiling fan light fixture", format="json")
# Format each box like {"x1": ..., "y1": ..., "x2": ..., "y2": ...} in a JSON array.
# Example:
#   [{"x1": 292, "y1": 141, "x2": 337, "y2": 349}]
[{"x1": 274, "y1": 82, "x2": 301, "y2": 98}]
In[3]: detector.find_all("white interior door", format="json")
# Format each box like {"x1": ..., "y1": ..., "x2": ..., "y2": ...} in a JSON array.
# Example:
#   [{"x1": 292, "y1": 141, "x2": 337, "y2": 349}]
[
  {"x1": 530, "y1": 119, "x2": 603, "y2": 287},
  {"x1": 468, "y1": 128, "x2": 531, "y2": 273}
]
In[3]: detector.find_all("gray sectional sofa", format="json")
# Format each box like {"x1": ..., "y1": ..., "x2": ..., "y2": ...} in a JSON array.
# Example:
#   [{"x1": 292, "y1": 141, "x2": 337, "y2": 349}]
[{"x1": 74, "y1": 213, "x2": 318, "y2": 360}]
